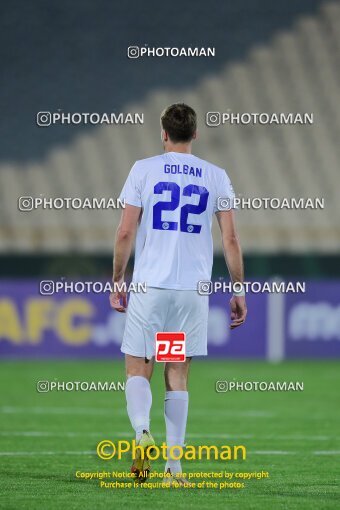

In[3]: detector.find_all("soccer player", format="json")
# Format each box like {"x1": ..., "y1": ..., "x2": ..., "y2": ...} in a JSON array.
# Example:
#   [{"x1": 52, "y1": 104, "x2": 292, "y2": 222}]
[{"x1": 110, "y1": 103, "x2": 247, "y2": 484}]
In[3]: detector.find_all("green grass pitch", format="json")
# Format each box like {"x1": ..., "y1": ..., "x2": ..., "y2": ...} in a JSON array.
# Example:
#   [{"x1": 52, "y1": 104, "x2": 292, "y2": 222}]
[{"x1": 0, "y1": 360, "x2": 339, "y2": 509}]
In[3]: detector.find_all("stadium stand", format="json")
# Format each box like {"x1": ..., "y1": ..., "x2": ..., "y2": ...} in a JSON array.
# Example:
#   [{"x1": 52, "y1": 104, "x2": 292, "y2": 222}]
[{"x1": 0, "y1": 1, "x2": 339, "y2": 254}]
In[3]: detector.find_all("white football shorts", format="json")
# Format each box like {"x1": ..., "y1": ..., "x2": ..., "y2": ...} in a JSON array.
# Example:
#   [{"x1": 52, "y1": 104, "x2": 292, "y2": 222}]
[{"x1": 121, "y1": 287, "x2": 209, "y2": 359}]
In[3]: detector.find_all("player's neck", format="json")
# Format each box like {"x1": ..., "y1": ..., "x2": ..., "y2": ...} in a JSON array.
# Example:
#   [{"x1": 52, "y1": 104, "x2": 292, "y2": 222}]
[{"x1": 164, "y1": 142, "x2": 192, "y2": 154}]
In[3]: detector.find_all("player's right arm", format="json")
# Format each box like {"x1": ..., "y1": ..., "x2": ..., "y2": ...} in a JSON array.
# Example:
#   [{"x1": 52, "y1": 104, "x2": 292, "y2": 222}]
[
  {"x1": 110, "y1": 204, "x2": 141, "y2": 313},
  {"x1": 216, "y1": 209, "x2": 247, "y2": 329},
  {"x1": 110, "y1": 162, "x2": 142, "y2": 313}
]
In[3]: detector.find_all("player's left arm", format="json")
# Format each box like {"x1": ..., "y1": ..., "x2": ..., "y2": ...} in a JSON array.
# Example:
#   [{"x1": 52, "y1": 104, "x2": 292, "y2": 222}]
[
  {"x1": 216, "y1": 209, "x2": 247, "y2": 329},
  {"x1": 110, "y1": 204, "x2": 141, "y2": 312}
]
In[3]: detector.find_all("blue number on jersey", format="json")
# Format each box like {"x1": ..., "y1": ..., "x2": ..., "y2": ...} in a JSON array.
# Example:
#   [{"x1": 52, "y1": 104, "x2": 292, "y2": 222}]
[
  {"x1": 153, "y1": 182, "x2": 180, "y2": 231},
  {"x1": 180, "y1": 184, "x2": 209, "y2": 234},
  {"x1": 153, "y1": 181, "x2": 209, "y2": 233}
]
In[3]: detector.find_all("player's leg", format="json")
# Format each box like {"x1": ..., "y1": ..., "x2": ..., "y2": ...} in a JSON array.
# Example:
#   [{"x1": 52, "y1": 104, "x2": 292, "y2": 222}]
[
  {"x1": 125, "y1": 354, "x2": 155, "y2": 480},
  {"x1": 121, "y1": 289, "x2": 162, "y2": 440},
  {"x1": 164, "y1": 358, "x2": 191, "y2": 476},
  {"x1": 120, "y1": 288, "x2": 168, "y2": 480},
  {"x1": 163, "y1": 289, "x2": 208, "y2": 480},
  {"x1": 125, "y1": 354, "x2": 154, "y2": 441}
]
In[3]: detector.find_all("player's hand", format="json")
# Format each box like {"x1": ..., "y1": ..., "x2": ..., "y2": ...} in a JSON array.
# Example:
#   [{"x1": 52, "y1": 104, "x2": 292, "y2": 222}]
[
  {"x1": 230, "y1": 295, "x2": 247, "y2": 329},
  {"x1": 109, "y1": 281, "x2": 127, "y2": 313}
]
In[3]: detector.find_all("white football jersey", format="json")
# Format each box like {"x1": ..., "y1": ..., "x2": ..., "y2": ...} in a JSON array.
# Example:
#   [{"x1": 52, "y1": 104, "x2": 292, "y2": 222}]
[{"x1": 119, "y1": 152, "x2": 235, "y2": 290}]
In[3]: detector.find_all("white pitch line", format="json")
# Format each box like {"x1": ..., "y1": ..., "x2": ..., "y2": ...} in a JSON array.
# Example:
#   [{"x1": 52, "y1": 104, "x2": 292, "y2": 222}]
[
  {"x1": 0, "y1": 450, "x2": 338, "y2": 457},
  {"x1": 0, "y1": 431, "x2": 338, "y2": 441},
  {"x1": 187, "y1": 433, "x2": 337, "y2": 441},
  {"x1": 0, "y1": 406, "x2": 275, "y2": 419},
  {"x1": 271, "y1": 435, "x2": 333, "y2": 441},
  {"x1": 185, "y1": 410, "x2": 276, "y2": 418},
  {"x1": 0, "y1": 406, "x2": 113, "y2": 416},
  {"x1": 0, "y1": 431, "x2": 135, "y2": 438},
  {"x1": 313, "y1": 451, "x2": 340, "y2": 455},
  {"x1": 0, "y1": 431, "x2": 109, "y2": 438},
  {"x1": 0, "y1": 431, "x2": 253, "y2": 439},
  {"x1": 0, "y1": 451, "x2": 94, "y2": 456},
  {"x1": 251, "y1": 451, "x2": 296, "y2": 455}
]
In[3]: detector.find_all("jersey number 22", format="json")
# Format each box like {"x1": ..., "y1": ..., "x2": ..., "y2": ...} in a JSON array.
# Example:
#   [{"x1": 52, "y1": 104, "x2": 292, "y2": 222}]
[{"x1": 153, "y1": 182, "x2": 209, "y2": 234}]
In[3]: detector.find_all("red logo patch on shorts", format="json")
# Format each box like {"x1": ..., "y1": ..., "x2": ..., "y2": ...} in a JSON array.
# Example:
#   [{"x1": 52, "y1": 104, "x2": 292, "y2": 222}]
[{"x1": 155, "y1": 332, "x2": 186, "y2": 362}]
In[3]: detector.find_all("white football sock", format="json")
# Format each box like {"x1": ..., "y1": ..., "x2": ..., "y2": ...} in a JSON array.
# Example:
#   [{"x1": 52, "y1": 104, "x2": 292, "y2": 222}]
[
  {"x1": 125, "y1": 376, "x2": 152, "y2": 441},
  {"x1": 164, "y1": 390, "x2": 188, "y2": 475}
]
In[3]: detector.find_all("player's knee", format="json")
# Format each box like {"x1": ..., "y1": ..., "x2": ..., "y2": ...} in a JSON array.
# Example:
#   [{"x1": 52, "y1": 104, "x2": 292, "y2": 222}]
[
  {"x1": 164, "y1": 364, "x2": 188, "y2": 391},
  {"x1": 126, "y1": 370, "x2": 151, "y2": 381},
  {"x1": 125, "y1": 355, "x2": 153, "y2": 381}
]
